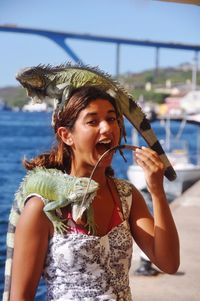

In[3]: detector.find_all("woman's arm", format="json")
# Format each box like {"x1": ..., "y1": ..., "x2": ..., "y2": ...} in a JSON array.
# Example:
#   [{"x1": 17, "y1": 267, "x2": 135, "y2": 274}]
[
  {"x1": 10, "y1": 197, "x2": 52, "y2": 301},
  {"x1": 129, "y1": 147, "x2": 180, "y2": 274}
]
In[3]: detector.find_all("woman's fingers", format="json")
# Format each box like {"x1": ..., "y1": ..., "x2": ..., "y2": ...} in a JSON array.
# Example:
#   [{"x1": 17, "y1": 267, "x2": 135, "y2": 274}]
[
  {"x1": 135, "y1": 147, "x2": 164, "y2": 170},
  {"x1": 134, "y1": 146, "x2": 165, "y2": 193}
]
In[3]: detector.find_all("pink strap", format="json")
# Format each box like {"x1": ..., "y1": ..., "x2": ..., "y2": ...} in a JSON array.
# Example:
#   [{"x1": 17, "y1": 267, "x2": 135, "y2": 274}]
[{"x1": 66, "y1": 211, "x2": 88, "y2": 234}]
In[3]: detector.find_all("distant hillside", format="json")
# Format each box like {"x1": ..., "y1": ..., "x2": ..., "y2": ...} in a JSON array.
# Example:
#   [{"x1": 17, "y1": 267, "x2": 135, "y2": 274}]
[
  {"x1": 118, "y1": 66, "x2": 199, "y2": 89},
  {"x1": 0, "y1": 65, "x2": 199, "y2": 108},
  {"x1": 0, "y1": 86, "x2": 28, "y2": 109},
  {"x1": 118, "y1": 65, "x2": 200, "y2": 103}
]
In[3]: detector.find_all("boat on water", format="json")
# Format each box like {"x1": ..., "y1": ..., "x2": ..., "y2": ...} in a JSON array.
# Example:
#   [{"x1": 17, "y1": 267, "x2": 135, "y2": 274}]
[
  {"x1": 127, "y1": 118, "x2": 200, "y2": 199},
  {"x1": 22, "y1": 101, "x2": 53, "y2": 112}
]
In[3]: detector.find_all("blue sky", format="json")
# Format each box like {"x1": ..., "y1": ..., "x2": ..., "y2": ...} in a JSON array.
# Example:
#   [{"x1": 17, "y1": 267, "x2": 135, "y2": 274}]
[{"x1": 0, "y1": 0, "x2": 200, "y2": 87}]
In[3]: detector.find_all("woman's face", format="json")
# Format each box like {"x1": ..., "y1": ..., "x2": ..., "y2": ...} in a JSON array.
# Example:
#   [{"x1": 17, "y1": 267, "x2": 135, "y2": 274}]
[{"x1": 68, "y1": 98, "x2": 121, "y2": 172}]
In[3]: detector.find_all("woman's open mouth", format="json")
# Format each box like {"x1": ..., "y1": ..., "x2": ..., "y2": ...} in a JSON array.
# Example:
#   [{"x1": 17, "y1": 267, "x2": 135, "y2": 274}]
[{"x1": 95, "y1": 139, "x2": 112, "y2": 155}]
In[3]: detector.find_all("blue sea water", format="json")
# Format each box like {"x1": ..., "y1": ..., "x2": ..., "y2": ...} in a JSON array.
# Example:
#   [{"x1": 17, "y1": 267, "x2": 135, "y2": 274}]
[{"x1": 0, "y1": 110, "x2": 199, "y2": 300}]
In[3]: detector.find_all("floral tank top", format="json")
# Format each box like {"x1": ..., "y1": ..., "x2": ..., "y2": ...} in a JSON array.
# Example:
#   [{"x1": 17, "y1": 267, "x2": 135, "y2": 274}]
[{"x1": 43, "y1": 179, "x2": 134, "y2": 301}]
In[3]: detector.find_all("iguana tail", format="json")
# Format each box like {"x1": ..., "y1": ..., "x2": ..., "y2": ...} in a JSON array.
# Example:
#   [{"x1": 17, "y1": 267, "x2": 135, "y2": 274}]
[{"x1": 3, "y1": 201, "x2": 21, "y2": 301}]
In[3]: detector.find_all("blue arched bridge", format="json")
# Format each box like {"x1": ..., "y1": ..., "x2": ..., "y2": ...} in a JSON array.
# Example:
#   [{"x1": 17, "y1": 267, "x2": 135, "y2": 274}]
[{"x1": 0, "y1": 25, "x2": 200, "y2": 75}]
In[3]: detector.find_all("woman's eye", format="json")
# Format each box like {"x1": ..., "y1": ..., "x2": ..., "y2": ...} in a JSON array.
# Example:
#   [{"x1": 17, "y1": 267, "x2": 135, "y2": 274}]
[
  {"x1": 87, "y1": 120, "x2": 97, "y2": 125},
  {"x1": 107, "y1": 117, "x2": 117, "y2": 123}
]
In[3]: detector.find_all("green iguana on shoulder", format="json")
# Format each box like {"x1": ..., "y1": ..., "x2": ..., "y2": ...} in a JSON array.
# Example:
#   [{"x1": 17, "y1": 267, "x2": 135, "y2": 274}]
[{"x1": 3, "y1": 167, "x2": 98, "y2": 301}]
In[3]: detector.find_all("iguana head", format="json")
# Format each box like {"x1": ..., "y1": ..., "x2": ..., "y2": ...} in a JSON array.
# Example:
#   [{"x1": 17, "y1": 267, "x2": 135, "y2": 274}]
[{"x1": 16, "y1": 66, "x2": 48, "y2": 101}]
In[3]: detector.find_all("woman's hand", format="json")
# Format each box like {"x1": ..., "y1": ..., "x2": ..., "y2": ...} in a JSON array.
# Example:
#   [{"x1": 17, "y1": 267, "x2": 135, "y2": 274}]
[
  {"x1": 134, "y1": 146, "x2": 165, "y2": 194},
  {"x1": 132, "y1": 146, "x2": 180, "y2": 274}
]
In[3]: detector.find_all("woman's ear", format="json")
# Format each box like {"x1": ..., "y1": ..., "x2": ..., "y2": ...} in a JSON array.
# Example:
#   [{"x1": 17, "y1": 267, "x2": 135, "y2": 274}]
[{"x1": 57, "y1": 127, "x2": 74, "y2": 146}]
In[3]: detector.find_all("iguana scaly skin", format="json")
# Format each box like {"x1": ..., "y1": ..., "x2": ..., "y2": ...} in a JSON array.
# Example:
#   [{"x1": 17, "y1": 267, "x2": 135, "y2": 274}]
[
  {"x1": 3, "y1": 167, "x2": 98, "y2": 301},
  {"x1": 16, "y1": 63, "x2": 176, "y2": 181}
]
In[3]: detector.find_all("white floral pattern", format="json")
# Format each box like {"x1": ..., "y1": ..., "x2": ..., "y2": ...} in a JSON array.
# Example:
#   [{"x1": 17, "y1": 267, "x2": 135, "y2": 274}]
[{"x1": 43, "y1": 179, "x2": 134, "y2": 301}]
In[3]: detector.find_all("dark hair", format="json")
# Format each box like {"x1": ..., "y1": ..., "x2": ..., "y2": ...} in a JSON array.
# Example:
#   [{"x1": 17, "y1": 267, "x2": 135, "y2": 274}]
[{"x1": 23, "y1": 86, "x2": 122, "y2": 176}]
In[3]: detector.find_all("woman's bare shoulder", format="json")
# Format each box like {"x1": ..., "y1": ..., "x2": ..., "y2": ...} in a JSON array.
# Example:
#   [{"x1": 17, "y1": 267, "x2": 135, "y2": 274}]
[{"x1": 17, "y1": 196, "x2": 53, "y2": 237}]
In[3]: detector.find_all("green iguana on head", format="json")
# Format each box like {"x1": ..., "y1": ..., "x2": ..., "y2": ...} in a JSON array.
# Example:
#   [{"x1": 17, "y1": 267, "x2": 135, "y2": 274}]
[{"x1": 16, "y1": 62, "x2": 176, "y2": 181}]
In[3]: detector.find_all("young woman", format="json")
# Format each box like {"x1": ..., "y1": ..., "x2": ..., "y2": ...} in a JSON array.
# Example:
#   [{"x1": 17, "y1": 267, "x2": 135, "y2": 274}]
[{"x1": 6, "y1": 79, "x2": 179, "y2": 300}]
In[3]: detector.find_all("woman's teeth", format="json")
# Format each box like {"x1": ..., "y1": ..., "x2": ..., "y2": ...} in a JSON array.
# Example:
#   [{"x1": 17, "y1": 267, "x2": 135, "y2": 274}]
[
  {"x1": 99, "y1": 139, "x2": 111, "y2": 144},
  {"x1": 96, "y1": 140, "x2": 112, "y2": 153}
]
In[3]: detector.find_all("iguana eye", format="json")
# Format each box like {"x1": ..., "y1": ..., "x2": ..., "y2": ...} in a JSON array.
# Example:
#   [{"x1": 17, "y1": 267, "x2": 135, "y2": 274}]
[{"x1": 26, "y1": 77, "x2": 44, "y2": 88}]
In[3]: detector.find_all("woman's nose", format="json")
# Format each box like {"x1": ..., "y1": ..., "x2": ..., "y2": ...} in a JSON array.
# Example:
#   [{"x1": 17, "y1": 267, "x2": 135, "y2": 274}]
[{"x1": 99, "y1": 121, "x2": 111, "y2": 134}]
